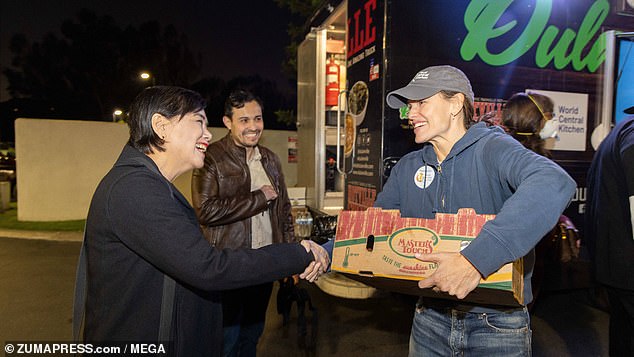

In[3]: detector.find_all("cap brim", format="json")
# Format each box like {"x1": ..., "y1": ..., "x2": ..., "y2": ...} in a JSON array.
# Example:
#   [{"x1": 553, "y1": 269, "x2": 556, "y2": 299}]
[
  {"x1": 625, "y1": 106, "x2": 634, "y2": 114},
  {"x1": 386, "y1": 86, "x2": 440, "y2": 109}
]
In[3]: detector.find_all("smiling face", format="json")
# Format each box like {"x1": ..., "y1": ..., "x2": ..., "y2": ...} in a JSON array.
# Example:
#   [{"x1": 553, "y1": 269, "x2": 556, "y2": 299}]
[
  {"x1": 407, "y1": 93, "x2": 456, "y2": 144},
  {"x1": 161, "y1": 109, "x2": 212, "y2": 175},
  {"x1": 406, "y1": 92, "x2": 468, "y2": 161},
  {"x1": 223, "y1": 100, "x2": 264, "y2": 149}
]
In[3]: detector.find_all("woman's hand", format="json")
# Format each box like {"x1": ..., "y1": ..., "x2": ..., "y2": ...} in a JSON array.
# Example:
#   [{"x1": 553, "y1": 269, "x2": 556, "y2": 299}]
[
  {"x1": 415, "y1": 252, "x2": 481, "y2": 299},
  {"x1": 299, "y1": 240, "x2": 331, "y2": 282}
]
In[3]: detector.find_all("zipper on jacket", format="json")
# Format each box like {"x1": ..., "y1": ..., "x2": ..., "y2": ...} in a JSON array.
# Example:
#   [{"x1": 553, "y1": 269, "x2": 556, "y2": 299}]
[{"x1": 436, "y1": 163, "x2": 445, "y2": 210}]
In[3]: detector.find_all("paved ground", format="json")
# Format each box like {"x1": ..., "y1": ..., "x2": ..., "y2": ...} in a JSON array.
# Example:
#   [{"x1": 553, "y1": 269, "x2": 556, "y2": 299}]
[{"x1": 0, "y1": 235, "x2": 610, "y2": 356}]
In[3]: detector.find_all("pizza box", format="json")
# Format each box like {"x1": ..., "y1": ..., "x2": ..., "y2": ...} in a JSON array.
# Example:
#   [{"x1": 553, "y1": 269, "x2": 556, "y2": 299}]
[{"x1": 332, "y1": 208, "x2": 524, "y2": 306}]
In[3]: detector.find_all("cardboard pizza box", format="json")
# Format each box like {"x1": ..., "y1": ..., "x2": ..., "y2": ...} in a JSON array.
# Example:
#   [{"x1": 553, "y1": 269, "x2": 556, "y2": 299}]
[{"x1": 332, "y1": 208, "x2": 524, "y2": 306}]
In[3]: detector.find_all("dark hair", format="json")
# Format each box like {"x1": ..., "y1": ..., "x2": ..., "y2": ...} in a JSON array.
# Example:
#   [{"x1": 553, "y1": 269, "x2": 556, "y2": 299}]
[
  {"x1": 502, "y1": 92, "x2": 553, "y2": 157},
  {"x1": 439, "y1": 90, "x2": 475, "y2": 129},
  {"x1": 127, "y1": 86, "x2": 206, "y2": 154},
  {"x1": 223, "y1": 89, "x2": 263, "y2": 118}
]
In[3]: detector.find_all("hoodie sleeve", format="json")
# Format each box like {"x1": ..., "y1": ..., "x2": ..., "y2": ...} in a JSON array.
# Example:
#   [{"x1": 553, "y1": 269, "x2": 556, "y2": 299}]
[{"x1": 460, "y1": 135, "x2": 576, "y2": 278}]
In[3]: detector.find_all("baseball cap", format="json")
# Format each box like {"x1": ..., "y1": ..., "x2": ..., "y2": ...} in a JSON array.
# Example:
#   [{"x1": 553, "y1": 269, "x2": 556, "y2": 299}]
[
  {"x1": 386, "y1": 65, "x2": 474, "y2": 109},
  {"x1": 625, "y1": 106, "x2": 634, "y2": 114}
]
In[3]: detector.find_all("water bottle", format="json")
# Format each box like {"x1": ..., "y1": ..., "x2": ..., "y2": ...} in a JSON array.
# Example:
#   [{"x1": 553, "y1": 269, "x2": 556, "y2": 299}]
[
  {"x1": 295, "y1": 212, "x2": 313, "y2": 238},
  {"x1": 303, "y1": 212, "x2": 313, "y2": 238}
]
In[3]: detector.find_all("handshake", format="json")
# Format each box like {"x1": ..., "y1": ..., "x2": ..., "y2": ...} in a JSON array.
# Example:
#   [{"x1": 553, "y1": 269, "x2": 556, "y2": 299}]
[{"x1": 298, "y1": 240, "x2": 331, "y2": 282}]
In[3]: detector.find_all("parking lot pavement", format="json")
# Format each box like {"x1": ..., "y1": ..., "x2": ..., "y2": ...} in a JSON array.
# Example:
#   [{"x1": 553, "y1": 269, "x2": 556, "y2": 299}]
[{"x1": 0, "y1": 237, "x2": 81, "y2": 342}]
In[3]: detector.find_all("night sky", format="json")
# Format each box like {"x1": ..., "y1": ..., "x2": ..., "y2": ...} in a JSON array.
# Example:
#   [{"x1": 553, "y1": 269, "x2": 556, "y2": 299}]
[{"x1": 0, "y1": 0, "x2": 295, "y2": 102}]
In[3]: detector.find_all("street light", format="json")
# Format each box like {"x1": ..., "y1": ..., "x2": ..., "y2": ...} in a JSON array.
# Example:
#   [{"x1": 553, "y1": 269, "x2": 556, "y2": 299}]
[
  {"x1": 139, "y1": 71, "x2": 156, "y2": 86},
  {"x1": 112, "y1": 109, "x2": 123, "y2": 122}
]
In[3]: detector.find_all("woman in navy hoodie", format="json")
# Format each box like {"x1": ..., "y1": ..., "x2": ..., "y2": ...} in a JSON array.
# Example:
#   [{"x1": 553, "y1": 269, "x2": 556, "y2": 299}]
[{"x1": 374, "y1": 65, "x2": 576, "y2": 356}]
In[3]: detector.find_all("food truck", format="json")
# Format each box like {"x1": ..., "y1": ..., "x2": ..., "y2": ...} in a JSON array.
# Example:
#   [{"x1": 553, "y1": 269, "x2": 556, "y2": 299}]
[{"x1": 296, "y1": 0, "x2": 634, "y2": 239}]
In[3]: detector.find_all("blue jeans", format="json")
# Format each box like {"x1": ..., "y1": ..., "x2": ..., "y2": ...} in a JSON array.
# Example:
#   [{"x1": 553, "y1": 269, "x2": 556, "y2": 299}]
[
  {"x1": 409, "y1": 303, "x2": 531, "y2": 356},
  {"x1": 222, "y1": 282, "x2": 274, "y2": 357},
  {"x1": 223, "y1": 321, "x2": 265, "y2": 357}
]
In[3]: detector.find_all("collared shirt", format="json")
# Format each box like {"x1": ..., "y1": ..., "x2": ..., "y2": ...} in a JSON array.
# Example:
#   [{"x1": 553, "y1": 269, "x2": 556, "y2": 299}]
[{"x1": 248, "y1": 146, "x2": 273, "y2": 249}]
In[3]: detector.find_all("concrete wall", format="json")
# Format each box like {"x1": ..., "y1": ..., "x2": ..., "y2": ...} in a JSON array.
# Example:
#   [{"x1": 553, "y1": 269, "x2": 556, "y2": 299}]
[{"x1": 15, "y1": 118, "x2": 297, "y2": 221}]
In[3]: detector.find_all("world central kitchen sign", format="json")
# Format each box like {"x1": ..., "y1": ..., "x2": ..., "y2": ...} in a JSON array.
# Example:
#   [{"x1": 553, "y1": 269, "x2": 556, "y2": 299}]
[{"x1": 460, "y1": 0, "x2": 609, "y2": 72}]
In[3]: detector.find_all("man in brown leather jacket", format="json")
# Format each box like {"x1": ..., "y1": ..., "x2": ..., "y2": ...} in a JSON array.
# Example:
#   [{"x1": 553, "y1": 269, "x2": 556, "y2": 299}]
[{"x1": 192, "y1": 89, "x2": 295, "y2": 357}]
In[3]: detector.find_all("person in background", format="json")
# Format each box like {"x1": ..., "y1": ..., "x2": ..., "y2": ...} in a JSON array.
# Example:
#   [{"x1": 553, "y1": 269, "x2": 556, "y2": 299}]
[
  {"x1": 500, "y1": 92, "x2": 581, "y2": 305},
  {"x1": 374, "y1": 65, "x2": 576, "y2": 356},
  {"x1": 192, "y1": 89, "x2": 299, "y2": 357},
  {"x1": 501, "y1": 92, "x2": 556, "y2": 157},
  {"x1": 79, "y1": 86, "x2": 328, "y2": 357},
  {"x1": 586, "y1": 106, "x2": 634, "y2": 356}
]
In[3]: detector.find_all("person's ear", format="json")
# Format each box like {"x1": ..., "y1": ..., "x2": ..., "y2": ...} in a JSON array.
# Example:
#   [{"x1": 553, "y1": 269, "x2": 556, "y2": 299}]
[
  {"x1": 151, "y1": 113, "x2": 169, "y2": 140},
  {"x1": 222, "y1": 116, "x2": 232, "y2": 131},
  {"x1": 450, "y1": 93, "x2": 465, "y2": 118}
]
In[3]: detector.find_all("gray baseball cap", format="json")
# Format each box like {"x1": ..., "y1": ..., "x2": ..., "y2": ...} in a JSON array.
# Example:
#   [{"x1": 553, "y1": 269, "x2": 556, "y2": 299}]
[{"x1": 386, "y1": 65, "x2": 474, "y2": 109}]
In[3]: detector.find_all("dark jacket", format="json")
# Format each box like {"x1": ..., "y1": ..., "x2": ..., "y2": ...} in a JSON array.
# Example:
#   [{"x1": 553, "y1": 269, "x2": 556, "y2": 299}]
[
  {"x1": 83, "y1": 144, "x2": 313, "y2": 356},
  {"x1": 191, "y1": 133, "x2": 294, "y2": 249},
  {"x1": 586, "y1": 118, "x2": 634, "y2": 290}
]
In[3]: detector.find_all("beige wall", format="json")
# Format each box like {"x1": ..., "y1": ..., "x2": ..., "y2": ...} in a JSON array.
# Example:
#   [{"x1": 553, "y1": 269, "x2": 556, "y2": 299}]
[{"x1": 15, "y1": 118, "x2": 297, "y2": 221}]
